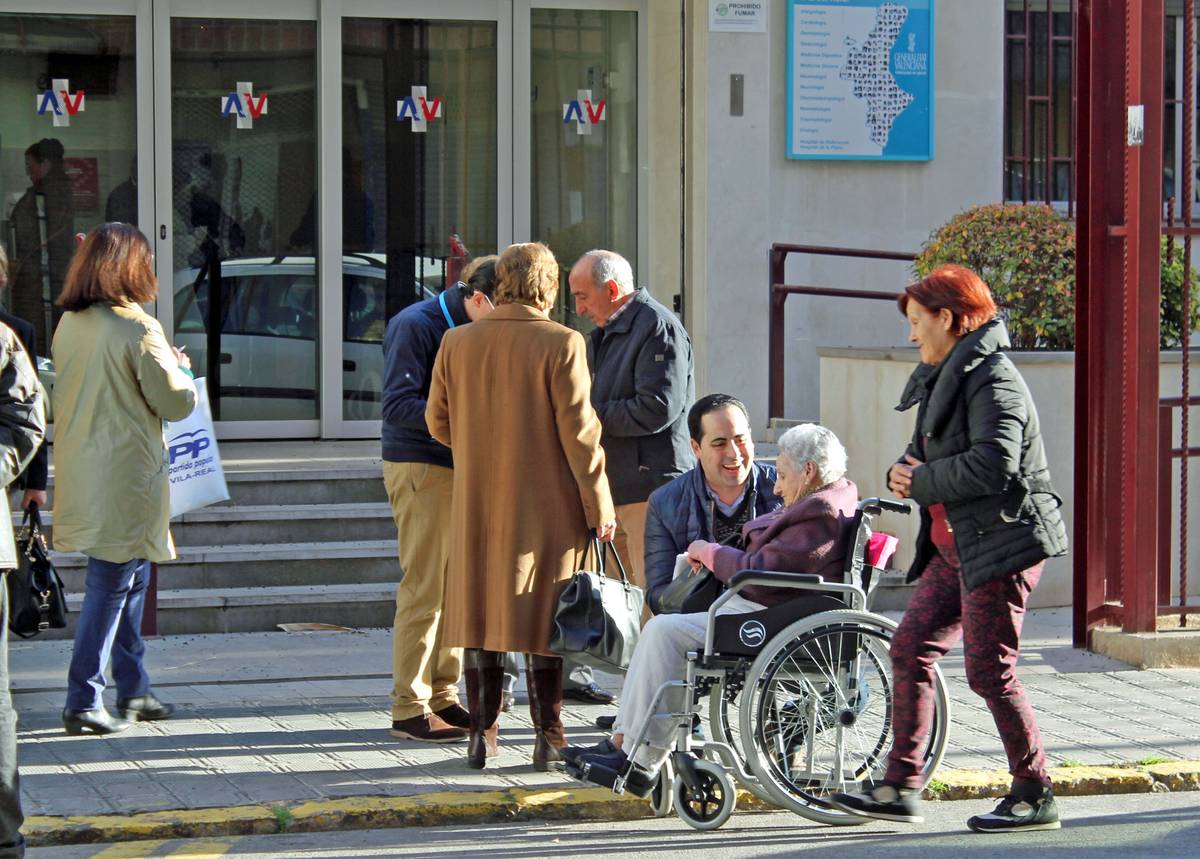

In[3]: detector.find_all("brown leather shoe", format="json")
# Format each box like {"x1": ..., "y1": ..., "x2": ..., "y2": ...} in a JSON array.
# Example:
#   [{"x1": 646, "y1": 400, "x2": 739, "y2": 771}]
[
  {"x1": 390, "y1": 712, "x2": 468, "y2": 743},
  {"x1": 434, "y1": 703, "x2": 470, "y2": 730}
]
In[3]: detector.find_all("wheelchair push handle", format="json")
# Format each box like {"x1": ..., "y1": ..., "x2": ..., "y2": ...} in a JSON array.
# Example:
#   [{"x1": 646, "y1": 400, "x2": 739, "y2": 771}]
[{"x1": 860, "y1": 497, "x2": 910, "y2": 515}]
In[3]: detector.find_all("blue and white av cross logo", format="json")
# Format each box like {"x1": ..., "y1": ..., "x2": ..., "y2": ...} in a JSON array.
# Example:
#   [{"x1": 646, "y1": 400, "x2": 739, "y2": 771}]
[
  {"x1": 396, "y1": 86, "x2": 443, "y2": 133},
  {"x1": 168, "y1": 429, "x2": 212, "y2": 465},
  {"x1": 36, "y1": 78, "x2": 85, "y2": 128},
  {"x1": 562, "y1": 89, "x2": 606, "y2": 135},
  {"x1": 738, "y1": 620, "x2": 767, "y2": 648},
  {"x1": 220, "y1": 82, "x2": 268, "y2": 130}
]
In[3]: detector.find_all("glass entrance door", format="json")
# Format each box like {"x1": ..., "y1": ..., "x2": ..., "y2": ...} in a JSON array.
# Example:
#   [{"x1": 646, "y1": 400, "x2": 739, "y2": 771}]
[
  {"x1": 320, "y1": 1, "x2": 510, "y2": 435},
  {"x1": 154, "y1": 0, "x2": 320, "y2": 436},
  {"x1": 0, "y1": 1, "x2": 149, "y2": 381}
]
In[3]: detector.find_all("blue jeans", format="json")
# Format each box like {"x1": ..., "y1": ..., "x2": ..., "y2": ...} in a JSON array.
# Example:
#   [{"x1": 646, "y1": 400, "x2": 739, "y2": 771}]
[{"x1": 65, "y1": 558, "x2": 152, "y2": 712}]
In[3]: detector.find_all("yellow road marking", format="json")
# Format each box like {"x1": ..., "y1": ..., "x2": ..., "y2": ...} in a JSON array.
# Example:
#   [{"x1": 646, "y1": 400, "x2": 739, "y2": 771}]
[
  {"x1": 166, "y1": 839, "x2": 236, "y2": 857},
  {"x1": 90, "y1": 841, "x2": 168, "y2": 858},
  {"x1": 85, "y1": 837, "x2": 235, "y2": 858}
]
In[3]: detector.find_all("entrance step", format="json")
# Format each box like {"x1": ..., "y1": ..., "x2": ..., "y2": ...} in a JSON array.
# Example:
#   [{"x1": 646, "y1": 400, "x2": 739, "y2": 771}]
[
  {"x1": 30, "y1": 441, "x2": 403, "y2": 636},
  {"x1": 45, "y1": 583, "x2": 397, "y2": 638},
  {"x1": 22, "y1": 504, "x2": 396, "y2": 548},
  {"x1": 222, "y1": 467, "x2": 388, "y2": 507},
  {"x1": 764, "y1": 416, "x2": 814, "y2": 443},
  {"x1": 50, "y1": 540, "x2": 400, "y2": 592},
  {"x1": 178, "y1": 503, "x2": 395, "y2": 545}
]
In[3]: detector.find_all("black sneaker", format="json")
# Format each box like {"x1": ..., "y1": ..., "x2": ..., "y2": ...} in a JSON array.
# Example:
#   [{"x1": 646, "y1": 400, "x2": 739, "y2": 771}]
[
  {"x1": 830, "y1": 782, "x2": 923, "y2": 823},
  {"x1": 967, "y1": 790, "x2": 1061, "y2": 833}
]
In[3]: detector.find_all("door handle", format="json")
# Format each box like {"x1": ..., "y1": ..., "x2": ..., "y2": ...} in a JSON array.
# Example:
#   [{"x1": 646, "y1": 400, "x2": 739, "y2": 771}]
[
  {"x1": 343, "y1": 359, "x2": 357, "y2": 372},
  {"x1": 219, "y1": 353, "x2": 232, "y2": 365}
]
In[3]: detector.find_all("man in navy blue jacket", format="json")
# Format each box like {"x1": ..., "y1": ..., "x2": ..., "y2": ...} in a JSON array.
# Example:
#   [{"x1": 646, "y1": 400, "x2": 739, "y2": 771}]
[
  {"x1": 382, "y1": 257, "x2": 496, "y2": 743},
  {"x1": 643, "y1": 394, "x2": 783, "y2": 615},
  {"x1": 566, "y1": 249, "x2": 694, "y2": 704}
]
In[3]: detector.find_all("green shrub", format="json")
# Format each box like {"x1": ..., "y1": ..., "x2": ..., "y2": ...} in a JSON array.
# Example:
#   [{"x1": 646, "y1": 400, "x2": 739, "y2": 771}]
[
  {"x1": 913, "y1": 203, "x2": 1200, "y2": 350},
  {"x1": 1161, "y1": 238, "x2": 1200, "y2": 347}
]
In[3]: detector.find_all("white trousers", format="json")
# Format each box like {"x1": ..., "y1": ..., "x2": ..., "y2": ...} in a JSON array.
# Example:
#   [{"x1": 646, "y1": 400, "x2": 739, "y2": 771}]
[{"x1": 614, "y1": 594, "x2": 764, "y2": 771}]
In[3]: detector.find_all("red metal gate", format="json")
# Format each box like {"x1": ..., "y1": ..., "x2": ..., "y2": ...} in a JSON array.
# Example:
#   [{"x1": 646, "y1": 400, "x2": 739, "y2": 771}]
[{"x1": 1075, "y1": 0, "x2": 1197, "y2": 643}]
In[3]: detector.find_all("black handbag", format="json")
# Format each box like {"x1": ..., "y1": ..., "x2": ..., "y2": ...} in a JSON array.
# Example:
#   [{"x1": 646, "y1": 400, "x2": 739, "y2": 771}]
[
  {"x1": 7, "y1": 504, "x2": 68, "y2": 638},
  {"x1": 657, "y1": 565, "x2": 724, "y2": 614},
  {"x1": 549, "y1": 533, "x2": 644, "y2": 671}
]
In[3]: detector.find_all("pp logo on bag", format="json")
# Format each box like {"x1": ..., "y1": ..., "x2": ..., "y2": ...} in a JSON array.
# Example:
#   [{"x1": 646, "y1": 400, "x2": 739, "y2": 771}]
[
  {"x1": 168, "y1": 430, "x2": 211, "y2": 465},
  {"x1": 738, "y1": 620, "x2": 767, "y2": 648},
  {"x1": 168, "y1": 429, "x2": 219, "y2": 486}
]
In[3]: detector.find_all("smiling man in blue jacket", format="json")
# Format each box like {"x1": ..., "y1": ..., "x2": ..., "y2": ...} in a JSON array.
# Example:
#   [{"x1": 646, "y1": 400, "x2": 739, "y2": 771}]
[
  {"x1": 381, "y1": 257, "x2": 496, "y2": 743},
  {"x1": 643, "y1": 394, "x2": 783, "y2": 615}
]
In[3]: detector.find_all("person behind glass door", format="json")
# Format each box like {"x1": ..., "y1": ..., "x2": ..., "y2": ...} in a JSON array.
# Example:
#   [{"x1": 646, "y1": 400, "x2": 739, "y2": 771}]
[
  {"x1": 8, "y1": 138, "x2": 75, "y2": 355},
  {"x1": 0, "y1": 245, "x2": 48, "y2": 514},
  {"x1": 52, "y1": 223, "x2": 197, "y2": 736},
  {"x1": 105, "y1": 157, "x2": 138, "y2": 226},
  {"x1": 288, "y1": 149, "x2": 375, "y2": 254},
  {"x1": 0, "y1": 243, "x2": 47, "y2": 859}
]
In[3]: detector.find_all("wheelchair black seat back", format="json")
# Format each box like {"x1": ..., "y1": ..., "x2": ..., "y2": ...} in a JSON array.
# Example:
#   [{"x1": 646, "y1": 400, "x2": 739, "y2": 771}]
[
  {"x1": 712, "y1": 595, "x2": 844, "y2": 657},
  {"x1": 711, "y1": 504, "x2": 896, "y2": 658}
]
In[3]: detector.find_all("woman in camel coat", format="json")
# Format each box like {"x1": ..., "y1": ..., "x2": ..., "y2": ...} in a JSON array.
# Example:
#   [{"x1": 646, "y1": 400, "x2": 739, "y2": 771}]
[{"x1": 426, "y1": 241, "x2": 615, "y2": 771}]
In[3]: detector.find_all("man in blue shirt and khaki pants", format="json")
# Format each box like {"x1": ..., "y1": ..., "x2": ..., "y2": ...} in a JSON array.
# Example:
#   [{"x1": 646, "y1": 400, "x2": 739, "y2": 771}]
[{"x1": 381, "y1": 257, "x2": 496, "y2": 742}]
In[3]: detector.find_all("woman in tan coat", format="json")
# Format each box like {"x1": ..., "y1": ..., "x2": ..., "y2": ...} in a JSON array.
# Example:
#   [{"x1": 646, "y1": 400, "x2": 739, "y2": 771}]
[
  {"x1": 427, "y1": 242, "x2": 615, "y2": 770},
  {"x1": 53, "y1": 223, "x2": 197, "y2": 736}
]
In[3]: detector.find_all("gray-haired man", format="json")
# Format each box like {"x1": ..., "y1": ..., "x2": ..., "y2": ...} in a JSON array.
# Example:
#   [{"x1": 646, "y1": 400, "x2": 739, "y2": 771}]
[{"x1": 564, "y1": 249, "x2": 695, "y2": 703}]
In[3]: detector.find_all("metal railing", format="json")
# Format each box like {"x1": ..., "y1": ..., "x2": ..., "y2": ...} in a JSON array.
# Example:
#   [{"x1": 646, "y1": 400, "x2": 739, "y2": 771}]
[
  {"x1": 767, "y1": 243, "x2": 913, "y2": 422},
  {"x1": 1158, "y1": 396, "x2": 1199, "y2": 627}
]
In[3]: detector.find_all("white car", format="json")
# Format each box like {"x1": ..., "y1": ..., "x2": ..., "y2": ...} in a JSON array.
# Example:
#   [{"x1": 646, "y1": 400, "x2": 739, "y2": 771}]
[{"x1": 173, "y1": 254, "x2": 443, "y2": 421}]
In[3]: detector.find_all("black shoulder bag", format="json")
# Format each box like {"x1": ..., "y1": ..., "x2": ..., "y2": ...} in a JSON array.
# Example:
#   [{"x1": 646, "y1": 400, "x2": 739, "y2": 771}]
[{"x1": 7, "y1": 504, "x2": 68, "y2": 638}]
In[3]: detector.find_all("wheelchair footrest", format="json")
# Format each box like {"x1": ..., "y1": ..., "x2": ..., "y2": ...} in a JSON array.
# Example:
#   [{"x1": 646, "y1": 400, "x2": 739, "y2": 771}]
[{"x1": 567, "y1": 758, "x2": 656, "y2": 798}]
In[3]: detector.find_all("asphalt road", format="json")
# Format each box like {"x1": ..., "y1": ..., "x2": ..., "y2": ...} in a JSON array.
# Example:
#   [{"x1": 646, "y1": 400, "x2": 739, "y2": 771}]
[{"x1": 29, "y1": 792, "x2": 1200, "y2": 858}]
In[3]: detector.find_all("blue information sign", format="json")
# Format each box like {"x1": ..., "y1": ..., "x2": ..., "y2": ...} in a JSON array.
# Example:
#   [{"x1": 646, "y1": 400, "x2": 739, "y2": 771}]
[{"x1": 787, "y1": 1, "x2": 934, "y2": 161}]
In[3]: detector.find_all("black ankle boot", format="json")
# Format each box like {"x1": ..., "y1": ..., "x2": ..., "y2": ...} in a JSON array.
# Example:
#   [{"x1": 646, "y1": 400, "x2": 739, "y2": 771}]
[
  {"x1": 118, "y1": 693, "x2": 175, "y2": 722},
  {"x1": 62, "y1": 707, "x2": 132, "y2": 736}
]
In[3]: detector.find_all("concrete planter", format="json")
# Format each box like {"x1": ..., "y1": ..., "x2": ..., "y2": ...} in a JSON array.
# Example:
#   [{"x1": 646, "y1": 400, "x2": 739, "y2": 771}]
[{"x1": 819, "y1": 348, "x2": 1198, "y2": 610}]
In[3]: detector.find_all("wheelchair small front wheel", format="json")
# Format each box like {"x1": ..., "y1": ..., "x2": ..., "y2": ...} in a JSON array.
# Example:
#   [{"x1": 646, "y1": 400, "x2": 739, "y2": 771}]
[
  {"x1": 673, "y1": 759, "x2": 736, "y2": 831},
  {"x1": 650, "y1": 758, "x2": 674, "y2": 818}
]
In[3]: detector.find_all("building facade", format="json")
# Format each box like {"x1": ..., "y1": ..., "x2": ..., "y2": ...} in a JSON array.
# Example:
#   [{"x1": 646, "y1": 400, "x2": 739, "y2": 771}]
[{"x1": 1, "y1": 1, "x2": 1081, "y2": 438}]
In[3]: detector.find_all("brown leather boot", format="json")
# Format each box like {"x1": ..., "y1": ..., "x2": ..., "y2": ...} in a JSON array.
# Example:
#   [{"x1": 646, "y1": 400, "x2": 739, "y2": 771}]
[
  {"x1": 464, "y1": 649, "x2": 505, "y2": 769},
  {"x1": 526, "y1": 654, "x2": 566, "y2": 771}
]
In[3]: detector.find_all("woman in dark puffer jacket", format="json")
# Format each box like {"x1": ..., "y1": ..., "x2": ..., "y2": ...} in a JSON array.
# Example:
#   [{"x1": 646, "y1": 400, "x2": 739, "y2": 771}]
[{"x1": 832, "y1": 265, "x2": 1067, "y2": 834}]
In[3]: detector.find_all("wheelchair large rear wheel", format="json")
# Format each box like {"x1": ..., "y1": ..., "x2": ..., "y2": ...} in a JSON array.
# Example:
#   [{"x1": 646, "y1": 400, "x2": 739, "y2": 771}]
[{"x1": 738, "y1": 610, "x2": 950, "y2": 826}]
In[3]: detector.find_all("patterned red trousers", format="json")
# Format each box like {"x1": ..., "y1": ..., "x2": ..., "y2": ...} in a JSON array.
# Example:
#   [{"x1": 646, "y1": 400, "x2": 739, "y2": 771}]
[{"x1": 884, "y1": 548, "x2": 1051, "y2": 791}]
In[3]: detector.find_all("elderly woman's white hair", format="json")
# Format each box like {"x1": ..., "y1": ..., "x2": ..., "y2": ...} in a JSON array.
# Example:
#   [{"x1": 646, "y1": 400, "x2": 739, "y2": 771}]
[{"x1": 776, "y1": 423, "x2": 847, "y2": 486}]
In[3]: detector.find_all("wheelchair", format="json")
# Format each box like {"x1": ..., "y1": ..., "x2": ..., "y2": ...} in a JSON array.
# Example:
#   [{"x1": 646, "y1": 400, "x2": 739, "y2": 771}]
[{"x1": 568, "y1": 498, "x2": 951, "y2": 831}]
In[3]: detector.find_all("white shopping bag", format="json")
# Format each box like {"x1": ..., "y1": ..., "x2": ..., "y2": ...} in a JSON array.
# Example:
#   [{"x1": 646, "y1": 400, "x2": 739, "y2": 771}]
[{"x1": 166, "y1": 378, "x2": 230, "y2": 518}]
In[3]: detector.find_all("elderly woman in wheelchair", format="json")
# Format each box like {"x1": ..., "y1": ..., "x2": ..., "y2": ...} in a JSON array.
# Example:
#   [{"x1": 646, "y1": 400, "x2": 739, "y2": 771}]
[{"x1": 564, "y1": 424, "x2": 948, "y2": 829}]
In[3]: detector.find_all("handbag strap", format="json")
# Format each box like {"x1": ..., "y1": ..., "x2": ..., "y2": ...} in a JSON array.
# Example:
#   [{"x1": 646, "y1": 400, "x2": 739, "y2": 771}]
[
  {"x1": 587, "y1": 531, "x2": 605, "y2": 577},
  {"x1": 604, "y1": 540, "x2": 631, "y2": 589},
  {"x1": 22, "y1": 503, "x2": 43, "y2": 537},
  {"x1": 587, "y1": 530, "x2": 632, "y2": 591}
]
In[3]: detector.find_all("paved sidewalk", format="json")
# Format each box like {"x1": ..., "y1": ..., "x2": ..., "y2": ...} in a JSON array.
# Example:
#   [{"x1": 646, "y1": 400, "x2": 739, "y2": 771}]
[{"x1": 12, "y1": 609, "x2": 1200, "y2": 822}]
